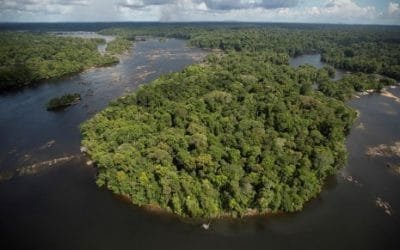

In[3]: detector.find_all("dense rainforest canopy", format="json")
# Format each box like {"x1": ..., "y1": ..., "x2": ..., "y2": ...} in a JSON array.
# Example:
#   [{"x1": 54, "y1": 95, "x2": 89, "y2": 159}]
[
  {"x1": 82, "y1": 51, "x2": 354, "y2": 218},
  {"x1": 0, "y1": 32, "x2": 131, "y2": 91},
  {"x1": 101, "y1": 24, "x2": 400, "y2": 80},
  {"x1": 81, "y1": 24, "x2": 399, "y2": 218}
]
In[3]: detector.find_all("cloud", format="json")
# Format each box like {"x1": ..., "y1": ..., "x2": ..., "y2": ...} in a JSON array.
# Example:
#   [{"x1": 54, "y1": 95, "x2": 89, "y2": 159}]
[
  {"x1": 117, "y1": 0, "x2": 383, "y2": 23},
  {"x1": 0, "y1": 0, "x2": 89, "y2": 8},
  {"x1": 158, "y1": 0, "x2": 208, "y2": 21},
  {"x1": 157, "y1": 0, "x2": 381, "y2": 23},
  {"x1": 118, "y1": 0, "x2": 171, "y2": 9},
  {"x1": 118, "y1": 0, "x2": 300, "y2": 11},
  {"x1": 200, "y1": 0, "x2": 299, "y2": 10},
  {"x1": 388, "y1": 2, "x2": 400, "y2": 17},
  {"x1": 0, "y1": 0, "x2": 398, "y2": 24},
  {"x1": 258, "y1": 0, "x2": 299, "y2": 9},
  {"x1": 117, "y1": 0, "x2": 301, "y2": 21},
  {"x1": 0, "y1": 0, "x2": 89, "y2": 14},
  {"x1": 304, "y1": 0, "x2": 380, "y2": 22}
]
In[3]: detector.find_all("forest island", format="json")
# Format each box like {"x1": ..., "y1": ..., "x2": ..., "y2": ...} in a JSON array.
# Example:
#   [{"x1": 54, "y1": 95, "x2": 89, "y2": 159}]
[{"x1": 80, "y1": 24, "x2": 399, "y2": 218}]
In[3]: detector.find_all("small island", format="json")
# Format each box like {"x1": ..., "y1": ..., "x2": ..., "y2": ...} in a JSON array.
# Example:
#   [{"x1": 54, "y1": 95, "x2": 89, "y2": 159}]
[{"x1": 47, "y1": 93, "x2": 81, "y2": 111}]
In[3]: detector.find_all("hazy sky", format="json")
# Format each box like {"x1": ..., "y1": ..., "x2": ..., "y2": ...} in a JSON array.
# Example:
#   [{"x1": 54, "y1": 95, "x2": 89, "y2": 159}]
[{"x1": 0, "y1": 0, "x2": 399, "y2": 24}]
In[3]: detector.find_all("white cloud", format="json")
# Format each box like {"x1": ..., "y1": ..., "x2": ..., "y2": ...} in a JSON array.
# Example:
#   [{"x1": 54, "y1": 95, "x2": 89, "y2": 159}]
[
  {"x1": 299, "y1": 0, "x2": 380, "y2": 23},
  {"x1": 0, "y1": 0, "x2": 398, "y2": 24},
  {"x1": 0, "y1": 0, "x2": 89, "y2": 15},
  {"x1": 118, "y1": 0, "x2": 299, "y2": 11},
  {"x1": 150, "y1": 0, "x2": 381, "y2": 23},
  {"x1": 388, "y1": 2, "x2": 400, "y2": 17},
  {"x1": 159, "y1": 0, "x2": 209, "y2": 21}
]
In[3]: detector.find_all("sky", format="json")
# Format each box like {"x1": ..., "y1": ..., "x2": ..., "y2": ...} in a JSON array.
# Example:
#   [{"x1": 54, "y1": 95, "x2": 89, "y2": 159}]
[{"x1": 0, "y1": 0, "x2": 399, "y2": 24}]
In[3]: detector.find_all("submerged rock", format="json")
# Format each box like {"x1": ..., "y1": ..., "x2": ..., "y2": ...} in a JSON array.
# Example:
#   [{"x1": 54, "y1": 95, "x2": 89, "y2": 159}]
[
  {"x1": 340, "y1": 172, "x2": 362, "y2": 186},
  {"x1": 39, "y1": 140, "x2": 56, "y2": 150},
  {"x1": 366, "y1": 142, "x2": 400, "y2": 158},
  {"x1": 0, "y1": 171, "x2": 14, "y2": 182},
  {"x1": 380, "y1": 90, "x2": 400, "y2": 104},
  {"x1": 202, "y1": 223, "x2": 210, "y2": 230},
  {"x1": 356, "y1": 122, "x2": 365, "y2": 130},
  {"x1": 16, "y1": 155, "x2": 77, "y2": 176},
  {"x1": 375, "y1": 197, "x2": 393, "y2": 216},
  {"x1": 386, "y1": 163, "x2": 400, "y2": 176},
  {"x1": 0, "y1": 155, "x2": 78, "y2": 182}
]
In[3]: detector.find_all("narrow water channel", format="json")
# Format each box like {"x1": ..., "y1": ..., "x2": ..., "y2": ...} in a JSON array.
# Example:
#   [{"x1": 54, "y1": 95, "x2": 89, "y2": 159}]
[{"x1": 289, "y1": 53, "x2": 347, "y2": 81}]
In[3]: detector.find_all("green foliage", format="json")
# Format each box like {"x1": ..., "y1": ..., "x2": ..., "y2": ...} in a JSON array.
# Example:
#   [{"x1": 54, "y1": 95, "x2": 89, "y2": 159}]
[
  {"x1": 81, "y1": 51, "x2": 357, "y2": 218},
  {"x1": 106, "y1": 37, "x2": 132, "y2": 55},
  {"x1": 318, "y1": 73, "x2": 393, "y2": 101},
  {"x1": 46, "y1": 93, "x2": 81, "y2": 110},
  {"x1": 80, "y1": 23, "x2": 398, "y2": 218},
  {"x1": 101, "y1": 24, "x2": 400, "y2": 80},
  {"x1": 321, "y1": 42, "x2": 400, "y2": 79},
  {"x1": 0, "y1": 32, "x2": 120, "y2": 91}
]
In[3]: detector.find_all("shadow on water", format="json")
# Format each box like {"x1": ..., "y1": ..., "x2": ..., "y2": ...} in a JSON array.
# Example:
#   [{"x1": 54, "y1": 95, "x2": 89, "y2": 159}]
[{"x1": 1, "y1": 46, "x2": 399, "y2": 250}]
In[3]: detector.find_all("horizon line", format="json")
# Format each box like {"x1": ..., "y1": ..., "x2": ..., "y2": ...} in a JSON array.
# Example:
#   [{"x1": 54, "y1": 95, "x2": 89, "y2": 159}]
[{"x1": 0, "y1": 21, "x2": 399, "y2": 27}]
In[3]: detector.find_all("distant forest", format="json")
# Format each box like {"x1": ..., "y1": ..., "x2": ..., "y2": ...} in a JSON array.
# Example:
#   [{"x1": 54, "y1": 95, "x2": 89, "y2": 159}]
[
  {"x1": 1, "y1": 23, "x2": 398, "y2": 91},
  {"x1": 100, "y1": 23, "x2": 400, "y2": 80}
]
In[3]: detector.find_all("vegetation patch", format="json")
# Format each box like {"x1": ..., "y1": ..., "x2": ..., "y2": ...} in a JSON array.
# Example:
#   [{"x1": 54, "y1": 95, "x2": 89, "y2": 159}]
[
  {"x1": 0, "y1": 32, "x2": 120, "y2": 91},
  {"x1": 47, "y1": 93, "x2": 81, "y2": 111},
  {"x1": 81, "y1": 52, "x2": 357, "y2": 218},
  {"x1": 82, "y1": 24, "x2": 399, "y2": 218},
  {"x1": 318, "y1": 73, "x2": 394, "y2": 101},
  {"x1": 106, "y1": 37, "x2": 132, "y2": 55}
]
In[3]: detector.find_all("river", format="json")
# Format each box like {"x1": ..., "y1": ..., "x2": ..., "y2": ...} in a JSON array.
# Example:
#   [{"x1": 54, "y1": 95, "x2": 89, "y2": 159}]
[{"x1": 0, "y1": 38, "x2": 399, "y2": 250}]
